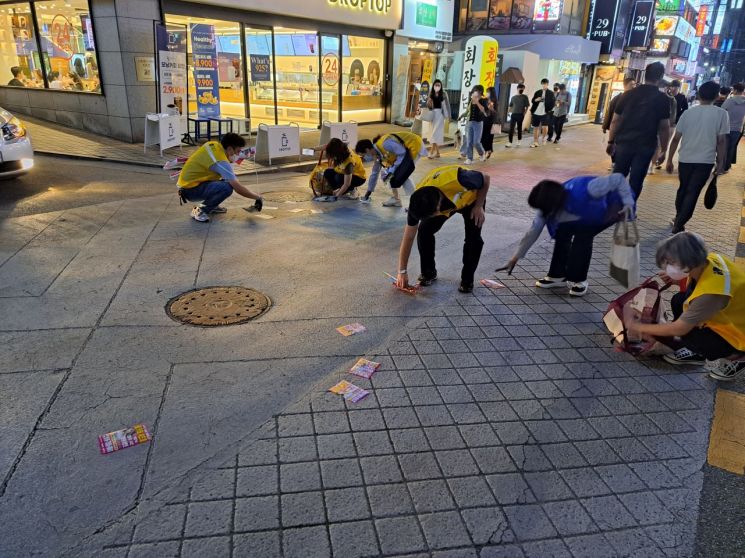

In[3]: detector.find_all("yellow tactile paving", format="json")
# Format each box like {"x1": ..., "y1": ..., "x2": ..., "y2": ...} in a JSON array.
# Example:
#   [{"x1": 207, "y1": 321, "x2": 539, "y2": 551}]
[
  {"x1": 707, "y1": 389, "x2": 745, "y2": 475},
  {"x1": 739, "y1": 227, "x2": 745, "y2": 245}
]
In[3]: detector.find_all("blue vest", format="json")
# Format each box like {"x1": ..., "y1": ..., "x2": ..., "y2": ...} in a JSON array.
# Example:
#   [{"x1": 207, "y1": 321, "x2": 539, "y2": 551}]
[{"x1": 546, "y1": 176, "x2": 626, "y2": 238}]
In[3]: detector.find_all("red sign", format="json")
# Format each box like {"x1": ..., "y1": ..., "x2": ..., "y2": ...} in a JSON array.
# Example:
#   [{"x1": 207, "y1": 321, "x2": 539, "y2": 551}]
[{"x1": 695, "y1": 5, "x2": 707, "y2": 37}]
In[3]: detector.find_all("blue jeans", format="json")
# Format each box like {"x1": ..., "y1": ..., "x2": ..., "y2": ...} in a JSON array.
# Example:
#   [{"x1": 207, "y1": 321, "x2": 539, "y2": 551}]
[
  {"x1": 612, "y1": 143, "x2": 656, "y2": 198},
  {"x1": 179, "y1": 181, "x2": 233, "y2": 212},
  {"x1": 461, "y1": 121, "x2": 484, "y2": 160}
]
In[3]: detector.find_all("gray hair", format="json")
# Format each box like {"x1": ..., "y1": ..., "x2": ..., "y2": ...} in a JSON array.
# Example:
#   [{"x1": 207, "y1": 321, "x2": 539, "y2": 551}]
[{"x1": 655, "y1": 232, "x2": 708, "y2": 269}]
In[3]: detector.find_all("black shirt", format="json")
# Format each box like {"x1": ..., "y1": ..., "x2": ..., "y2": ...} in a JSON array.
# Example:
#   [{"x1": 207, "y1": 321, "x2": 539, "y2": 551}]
[
  {"x1": 469, "y1": 99, "x2": 489, "y2": 122},
  {"x1": 674, "y1": 93, "x2": 688, "y2": 123},
  {"x1": 430, "y1": 94, "x2": 443, "y2": 109},
  {"x1": 613, "y1": 84, "x2": 671, "y2": 149},
  {"x1": 7, "y1": 78, "x2": 23, "y2": 87},
  {"x1": 407, "y1": 169, "x2": 484, "y2": 226}
]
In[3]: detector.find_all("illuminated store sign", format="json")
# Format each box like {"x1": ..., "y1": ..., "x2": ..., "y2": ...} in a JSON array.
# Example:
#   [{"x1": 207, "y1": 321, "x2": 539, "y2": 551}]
[
  {"x1": 587, "y1": 0, "x2": 620, "y2": 54},
  {"x1": 627, "y1": 0, "x2": 654, "y2": 48},
  {"x1": 654, "y1": 15, "x2": 678, "y2": 36},
  {"x1": 532, "y1": 0, "x2": 562, "y2": 31}
]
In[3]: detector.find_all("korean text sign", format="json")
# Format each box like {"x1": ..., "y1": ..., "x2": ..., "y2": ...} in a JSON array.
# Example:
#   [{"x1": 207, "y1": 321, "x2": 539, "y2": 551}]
[
  {"x1": 458, "y1": 36, "x2": 499, "y2": 134},
  {"x1": 155, "y1": 23, "x2": 187, "y2": 128},
  {"x1": 190, "y1": 23, "x2": 221, "y2": 119}
]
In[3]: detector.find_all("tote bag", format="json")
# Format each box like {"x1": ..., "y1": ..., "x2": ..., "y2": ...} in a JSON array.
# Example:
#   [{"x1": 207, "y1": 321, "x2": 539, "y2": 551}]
[{"x1": 609, "y1": 219, "x2": 640, "y2": 289}]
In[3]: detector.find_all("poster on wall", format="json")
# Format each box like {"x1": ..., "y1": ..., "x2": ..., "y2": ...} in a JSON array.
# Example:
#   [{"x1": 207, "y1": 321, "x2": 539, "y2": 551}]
[
  {"x1": 458, "y1": 36, "x2": 499, "y2": 135},
  {"x1": 190, "y1": 23, "x2": 220, "y2": 119},
  {"x1": 155, "y1": 23, "x2": 187, "y2": 129},
  {"x1": 510, "y1": 0, "x2": 535, "y2": 31},
  {"x1": 532, "y1": 0, "x2": 562, "y2": 32},
  {"x1": 250, "y1": 54, "x2": 271, "y2": 82},
  {"x1": 627, "y1": 0, "x2": 654, "y2": 48},
  {"x1": 399, "y1": 0, "x2": 455, "y2": 41}
]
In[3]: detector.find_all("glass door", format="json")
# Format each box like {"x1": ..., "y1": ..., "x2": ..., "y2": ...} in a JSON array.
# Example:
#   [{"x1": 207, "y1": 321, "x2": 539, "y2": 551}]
[
  {"x1": 244, "y1": 26, "x2": 276, "y2": 126},
  {"x1": 273, "y1": 27, "x2": 319, "y2": 128},
  {"x1": 320, "y1": 34, "x2": 341, "y2": 123}
]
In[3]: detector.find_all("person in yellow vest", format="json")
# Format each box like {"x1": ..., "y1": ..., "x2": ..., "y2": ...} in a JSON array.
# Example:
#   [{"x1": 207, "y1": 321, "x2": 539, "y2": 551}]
[
  {"x1": 177, "y1": 133, "x2": 263, "y2": 222},
  {"x1": 355, "y1": 132, "x2": 427, "y2": 207},
  {"x1": 315, "y1": 138, "x2": 367, "y2": 201},
  {"x1": 628, "y1": 232, "x2": 745, "y2": 381},
  {"x1": 395, "y1": 165, "x2": 490, "y2": 293}
]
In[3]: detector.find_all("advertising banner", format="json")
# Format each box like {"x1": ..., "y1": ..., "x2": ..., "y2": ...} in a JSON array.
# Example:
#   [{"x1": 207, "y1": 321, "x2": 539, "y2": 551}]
[
  {"x1": 627, "y1": 0, "x2": 654, "y2": 49},
  {"x1": 190, "y1": 23, "x2": 220, "y2": 119},
  {"x1": 155, "y1": 23, "x2": 187, "y2": 129},
  {"x1": 587, "y1": 0, "x2": 621, "y2": 54},
  {"x1": 458, "y1": 36, "x2": 499, "y2": 135},
  {"x1": 532, "y1": 0, "x2": 562, "y2": 32},
  {"x1": 695, "y1": 5, "x2": 708, "y2": 37},
  {"x1": 250, "y1": 54, "x2": 271, "y2": 82},
  {"x1": 399, "y1": 0, "x2": 454, "y2": 42}
]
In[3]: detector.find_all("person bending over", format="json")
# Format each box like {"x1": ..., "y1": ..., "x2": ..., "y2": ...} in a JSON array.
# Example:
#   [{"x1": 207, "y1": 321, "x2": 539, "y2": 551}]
[{"x1": 319, "y1": 138, "x2": 367, "y2": 201}]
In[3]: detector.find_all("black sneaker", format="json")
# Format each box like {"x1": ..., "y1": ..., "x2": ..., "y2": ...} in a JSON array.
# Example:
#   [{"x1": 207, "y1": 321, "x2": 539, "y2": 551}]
[
  {"x1": 663, "y1": 348, "x2": 706, "y2": 366},
  {"x1": 708, "y1": 359, "x2": 745, "y2": 381},
  {"x1": 458, "y1": 283, "x2": 473, "y2": 293},
  {"x1": 568, "y1": 281, "x2": 588, "y2": 297},
  {"x1": 417, "y1": 274, "x2": 437, "y2": 286},
  {"x1": 553, "y1": 139, "x2": 559, "y2": 144},
  {"x1": 535, "y1": 277, "x2": 566, "y2": 289}
]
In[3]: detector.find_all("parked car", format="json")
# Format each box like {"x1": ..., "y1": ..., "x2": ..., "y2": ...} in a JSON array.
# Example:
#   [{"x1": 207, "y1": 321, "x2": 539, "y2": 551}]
[{"x1": 0, "y1": 107, "x2": 33, "y2": 179}]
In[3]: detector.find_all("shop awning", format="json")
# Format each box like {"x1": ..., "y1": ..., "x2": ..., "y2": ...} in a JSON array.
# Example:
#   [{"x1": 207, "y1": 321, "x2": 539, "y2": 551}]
[{"x1": 495, "y1": 34, "x2": 601, "y2": 64}]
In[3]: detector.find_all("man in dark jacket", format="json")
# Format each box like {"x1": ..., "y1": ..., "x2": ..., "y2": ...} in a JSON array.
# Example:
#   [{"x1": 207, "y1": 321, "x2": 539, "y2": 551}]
[
  {"x1": 530, "y1": 78, "x2": 555, "y2": 147},
  {"x1": 670, "y1": 80, "x2": 689, "y2": 123}
]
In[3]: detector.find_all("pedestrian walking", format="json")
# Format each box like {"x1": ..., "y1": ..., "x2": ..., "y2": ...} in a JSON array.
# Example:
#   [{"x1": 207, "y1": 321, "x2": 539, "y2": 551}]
[
  {"x1": 177, "y1": 133, "x2": 263, "y2": 223},
  {"x1": 499, "y1": 173, "x2": 635, "y2": 297},
  {"x1": 714, "y1": 87, "x2": 731, "y2": 107},
  {"x1": 395, "y1": 165, "x2": 490, "y2": 294},
  {"x1": 552, "y1": 84, "x2": 572, "y2": 143},
  {"x1": 547, "y1": 83, "x2": 560, "y2": 142},
  {"x1": 426, "y1": 79, "x2": 450, "y2": 159},
  {"x1": 530, "y1": 78, "x2": 555, "y2": 147},
  {"x1": 480, "y1": 86, "x2": 498, "y2": 158},
  {"x1": 670, "y1": 79, "x2": 689, "y2": 123},
  {"x1": 355, "y1": 131, "x2": 426, "y2": 207},
  {"x1": 459, "y1": 86, "x2": 488, "y2": 164},
  {"x1": 721, "y1": 82, "x2": 745, "y2": 171},
  {"x1": 628, "y1": 232, "x2": 745, "y2": 381},
  {"x1": 506, "y1": 84, "x2": 529, "y2": 148},
  {"x1": 665, "y1": 81, "x2": 729, "y2": 233},
  {"x1": 650, "y1": 85, "x2": 678, "y2": 174},
  {"x1": 602, "y1": 77, "x2": 636, "y2": 170},
  {"x1": 606, "y1": 62, "x2": 672, "y2": 197}
]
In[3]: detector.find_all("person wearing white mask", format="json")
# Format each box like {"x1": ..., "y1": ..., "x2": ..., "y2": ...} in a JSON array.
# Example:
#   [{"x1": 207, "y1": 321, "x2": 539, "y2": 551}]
[
  {"x1": 426, "y1": 79, "x2": 450, "y2": 159},
  {"x1": 177, "y1": 133, "x2": 263, "y2": 222},
  {"x1": 628, "y1": 232, "x2": 745, "y2": 381}
]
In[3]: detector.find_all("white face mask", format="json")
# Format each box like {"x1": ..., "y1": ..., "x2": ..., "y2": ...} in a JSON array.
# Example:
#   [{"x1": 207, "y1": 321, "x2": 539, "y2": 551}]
[
  {"x1": 665, "y1": 264, "x2": 688, "y2": 281},
  {"x1": 434, "y1": 85, "x2": 441, "y2": 92}
]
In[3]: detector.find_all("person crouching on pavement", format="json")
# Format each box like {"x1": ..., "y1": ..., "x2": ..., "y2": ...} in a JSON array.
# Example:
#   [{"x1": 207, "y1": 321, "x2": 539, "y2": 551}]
[
  {"x1": 319, "y1": 138, "x2": 367, "y2": 201},
  {"x1": 355, "y1": 131, "x2": 427, "y2": 207},
  {"x1": 627, "y1": 232, "x2": 745, "y2": 382},
  {"x1": 395, "y1": 165, "x2": 490, "y2": 293},
  {"x1": 177, "y1": 132, "x2": 263, "y2": 223},
  {"x1": 500, "y1": 174, "x2": 635, "y2": 297}
]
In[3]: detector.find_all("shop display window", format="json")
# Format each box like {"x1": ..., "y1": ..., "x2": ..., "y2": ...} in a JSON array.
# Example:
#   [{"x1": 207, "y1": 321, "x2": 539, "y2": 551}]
[
  {"x1": 273, "y1": 27, "x2": 320, "y2": 127},
  {"x1": 35, "y1": 0, "x2": 101, "y2": 92},
  {"x1": 0, "y1": 3, "x2": 43, "y2": 88},
  {"x1": 245, "y1": 27, "x2": 275, "y2": 127},
  {"x1": 342, "y1": 35, "x2": 384, "y2": 122}
]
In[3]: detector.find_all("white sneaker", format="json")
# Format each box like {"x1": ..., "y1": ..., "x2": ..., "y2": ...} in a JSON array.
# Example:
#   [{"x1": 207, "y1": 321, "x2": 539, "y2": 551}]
[
  {"x1": 535, "y1": 277, "x2": 567, "y2": 289},
  {"x1": 707, "y1": 358, "x2": 745, "y2": 381},
  {"x1": 648, "y1": 166, "x2": 656, "y2": 175},
  {"x1": 568, "y1": 281, "x2": 588, "y2": 297},
  {"x1": 359, "y1": 195, "x2": 372, "y2": 204},
  {"x1": 463, "y1": 159, "x2": 473, "y2": 165},
  {"x1": 530, "y1": 142, "x2": 539, "y2": 148},
  {"x1": 505, "y1": 143, "x2": 513, "y2": 148},
  {"x1": 191, "y1": 206, "x2": 209, "y2": 222},
  {"x1": 479, "y1": 153, "x2": 487, "y2": 162},
  {"x1": 382, "y1": 196, "x2": 402, "y2": 207}
]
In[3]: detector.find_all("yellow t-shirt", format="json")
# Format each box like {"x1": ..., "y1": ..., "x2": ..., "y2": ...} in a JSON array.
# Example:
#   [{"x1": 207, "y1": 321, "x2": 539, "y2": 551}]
[{"x1": 177, "y1": 141, "x2": 230, "y2": 189}]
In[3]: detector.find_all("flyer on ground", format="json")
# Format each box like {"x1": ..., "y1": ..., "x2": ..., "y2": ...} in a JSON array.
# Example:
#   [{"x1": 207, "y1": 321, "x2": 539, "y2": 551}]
[
  {"x1": 349, "y1": 358, "x2": 381, "y2": 379},
  {"x1": 329, "y1": 380, "x2": 369, "y2": 402},
  {"x1": 98, "y1": 424, "x2": 152, "y2": 455}
]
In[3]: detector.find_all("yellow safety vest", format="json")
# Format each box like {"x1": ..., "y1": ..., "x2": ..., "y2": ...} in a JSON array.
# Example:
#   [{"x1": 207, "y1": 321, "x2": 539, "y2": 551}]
[
  {"x1": 333, "y1": 151, "x2": 367, "y2": 179},
  {"x1": 684, "y1": 253, "x2": 745, "y2": 351},
  {"x1": 375, "y1": 132, "x2": 424, "y2": 167},
  {"x1": 177, "y1": 141, "x2": 229, "y2": 189},
  {"x1": 415, "y1": 165, "x2": 479, "y2": 217}
]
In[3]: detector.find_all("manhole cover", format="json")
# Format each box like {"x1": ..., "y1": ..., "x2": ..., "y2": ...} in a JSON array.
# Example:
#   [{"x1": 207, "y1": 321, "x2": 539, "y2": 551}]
[
  {"x1": 262, "y1": 191, "x2": 313, "y2": 203},
  {"x1": 166, "y1": 286, "x2": 271, "y2": 327}
]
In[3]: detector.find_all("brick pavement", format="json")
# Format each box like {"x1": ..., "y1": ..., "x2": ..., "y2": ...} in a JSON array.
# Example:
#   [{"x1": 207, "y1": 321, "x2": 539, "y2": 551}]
[{"x1": 71, "y1": 128, "x2": 745, "y2": 558}]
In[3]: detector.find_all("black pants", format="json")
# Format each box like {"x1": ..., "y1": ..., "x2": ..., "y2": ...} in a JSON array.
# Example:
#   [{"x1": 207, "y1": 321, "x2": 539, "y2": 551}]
[
  {"x1": 481, "y1": 121, "x2": 494, "y2": 152},
  {"x1": 554, "y1": 115, "x2": 567, "y2": 140},
  {"x1": 323, "y1": 168, "x2": 365, "y2": 191},
  {"x1": 546, "y1": 114, "x2": 555, "y2": 140},
  {"x1": 613, "y1": 143, "x2": 657, "y2": 198},
  {"x1": 389, "y1": 152, "x2": 416, "y2": 189},
  {"x1": 509, "y1": 114, "x2": 524, "y2": 143},
  {"x1": 672, "y1": 162, "x2": 713, "y2": 233},
  {"x1": 547, "y1": 221, "x2": 611, "y2": 283},
  {"x1": 417, "y1": 204, "x2": 484, "y2": 286},
  {"x1": 725, "y1": 130, "x2": 741, "y2": 170},
  {"x1": 660, "y1": 288, "x2": 738, "y2": 360}
]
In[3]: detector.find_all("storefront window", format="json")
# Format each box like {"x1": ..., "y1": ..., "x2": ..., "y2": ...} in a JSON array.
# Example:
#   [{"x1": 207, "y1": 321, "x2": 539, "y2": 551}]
[
  {"x1": 274, "y1": 27, "x2": 319, "y2": 128},
  {"x1": 467, "y1": 0, "x2": 489, "y2": 31},
  {"x1": 167, "y1": 15, "x2": 246, "y2": 120},
  {"x1": 245, "y1": 27, "x2": 275, "y2": 126},
  {"x1": 342, "y1": 35, "x2": 384, "y2": 122},
  {"x1": 0, "y1": 3, "x2": 44, "y2": 88},
  {"x1": 35, "y1": 0, "x2": 101, "y2": 92},
  {"x1": 320, "y1": 34, "x2": 340, "y2": 122}
]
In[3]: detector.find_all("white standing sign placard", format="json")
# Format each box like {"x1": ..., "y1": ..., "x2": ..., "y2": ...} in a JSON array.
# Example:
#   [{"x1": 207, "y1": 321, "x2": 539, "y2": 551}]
[{"x1": 320, "y1": 121, "x2": 358, "y2": 147}]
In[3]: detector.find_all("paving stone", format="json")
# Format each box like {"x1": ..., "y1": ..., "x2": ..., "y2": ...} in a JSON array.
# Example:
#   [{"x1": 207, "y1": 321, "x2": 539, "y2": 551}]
[
  {"x1": 491, "y1": 421, "x2": 531, "y2": 445},
  {"x1": 319, "y1": 458, "x2": 363, "y2": 488},
  {"x1": 236, "y1": 465, "x2": 278, "y2": 497},
  {"x1": 628, "y1": 461, "x2": 681, "y2": 489},
  {"x1": 580, "y1": 495, "x2": 638, "y2": 530},
  {"x1": 127, "y1": 542, "x2": 180, "y2": 558},
  {"x1": 433, "y1": 549, "x2": 478, "y2": 558},
  {"x1": 458, "y1": 367, "x2": 493, "y2": 384},
  {"x1": 521, "y1": 539, "x2": 572, "y2": 558},
  {"x1": 375, "y1": 516, "x2": 426, "y2": 554},
  {"x1": 190, "y1": 469, "x2": 235, "y2": 501},
  {"x1": 238, "y1": 439, "x2": 277, "y2": 466},
  {"x1": 618, "y1": 492, "x2": 675, "y2": 525},
  {"x1": 607, "y1": 437, "x2": 656, "y2": 462},
  {"x1": 376, "y1": 387, "x2": 413, "y2": 407},
  {"x1": 458, "y1": 424, "x2": 500, "y2": 447},
  {"x1": 281, "y1": 462, "x2": 322, "y2": 492},
  {"x1": 504, "y1": 504, "x2": 558, "y2": 541},
  {"x1": 471, "y1": 446, "x2": 517, "y2": 474},
  {"x1": 542, "y1": 500, "x2": 596, "y2": 536},
  {"x1": 390, "y1": 428, "x2": 431, "y2": 452},
  {"x1": 132, "y1": 504, "x2": 186, "y2": 542},
  {"x1": 594, "y1": 463, "x2": 646, "y2": 493},
  {"x1": 280, "y1": 492, "x2": 326, "y2": 527},
  {"x1": 353, "y1": 430, "x2": 394, "y2": 456},
  {"x1": 415, "y1": 405, "x2": 455, "y2": 426},
  {"x1": 448, "y1": 476, "x2": 497, "y2": 508},
  {"x1": 408, "y1": 479, "x2": 455, "y2": 512},
  {"x1": 588, "y1": 416, "x2": 632, "y2": 438},
  {"x1": 439, "y1": 385, "x2": 476, "y2": 403},
  {"x1": 278, "y1": 414, "x2": 315, "y2": 437},
  {"x1": 604, "y1": 528, "x2": 665, "y2": 558},
  {"x1": 406, "y1": 386, "x2": 444, "y2": 405},
  {"x1": 509, "y1": 400, "x2": 547, "y2": 420},
  {"x1": 523, "y1": 471, "x2": 574, "y2": 502},
  {"x1": 313, "y1": 411, "x2": 350, "y2": 434},
  {"x1": 317, "y1": 433, "x2": 356, "y2": 459},
  {"x1": 507, "y1": 445, "x2": 552, "y2": 471},
  {"x1": 480, "y1": 402, "x2": 521, "y2": 423},
  {"x1": 400, "y1": 370, "x2": 435, "y2": 387},
  {"x1": 429, "y1": 368, "x2": 467, "y2": 385},
  {"x1": 324, "y1": 487, "x2": 370, "y2": 522},
  {"x1": 329, "y1": 520, "x2": 379, "y2": 558},
  {"x1": 184, "y1": 500, "x2": 232, "y2": 537},
  {"x1": 486, "y1": 473, "x2": 535, "y2": 505},
  {"x1": 435, "y1": 449, "x2": 480, "y2": 476},
  {"x1": 360, "y1": 455, "x2": 403, "y2": 484},
  {"x1": 367, "y1": 483, "x2": 415, "y2": 517},
  {"x1": 524, "y1": 420, "x2": 568, "y2": 443},
  {"x1": 479, "y1": 544, "x2": 526, "y2": 557},
  {"x1": 460, "y1": 507, "x2": 513, "y2": 545},
  {"x1": 419, "y1": 510, "x2": 472, "y2": 549},
  {"x1": 399, "y1": 452, "x2": 442, "y2": 481},
  {"x1": 560, "y1": 468, "x2": 612, "y2": 497},
  {"x1": 425, "y1": 425, "x2": 467, "y2": 450},
  {"x1": 278, "y1": 437, "x2": 318, "y2": 463},
  {"x1": 383, "y1": 407, "x2": 421, "y2": 429},
  {"x1": 563, "y1": 533, "x2": 618, "y2": 558},
  {"x1": 234, "y1": 496, "x2": 279, "y2": 532},
  {"x1": 282, "y1": 526, "x2": 330, "y2": 558}
]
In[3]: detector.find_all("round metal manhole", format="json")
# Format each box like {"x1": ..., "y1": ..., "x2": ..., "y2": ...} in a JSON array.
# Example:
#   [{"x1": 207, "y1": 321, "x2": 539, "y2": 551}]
[
  {"x1": 166, "y1": 286, "x2": 271, "y2": 327},
  {"x1": 262, "y1": 190, "x2": 314, "y2": 203}
]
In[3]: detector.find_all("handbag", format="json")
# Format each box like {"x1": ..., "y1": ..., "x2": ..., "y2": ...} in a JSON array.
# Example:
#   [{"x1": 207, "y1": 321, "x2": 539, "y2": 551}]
[
  {"x1": 491, "y1": 123, "x2": 501, "y2": 134},
  {"x1": 609, "y1": 218, "x2": 640, "y2": 289},
  {"x1": 309, "y1": 149, "x2": 333, "y2": 197},
  {"x1": 603, "y1": 276, "x2": 670, "y2": 355},
  {"x1": 703, "y1": 174, "x2": 718, "y2": 209}
]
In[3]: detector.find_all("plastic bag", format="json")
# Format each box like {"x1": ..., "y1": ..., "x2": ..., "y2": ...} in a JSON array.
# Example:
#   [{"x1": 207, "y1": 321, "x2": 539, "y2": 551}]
[{"x1": 609, "y1": 219, "x2": 640, "y2": 288}]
